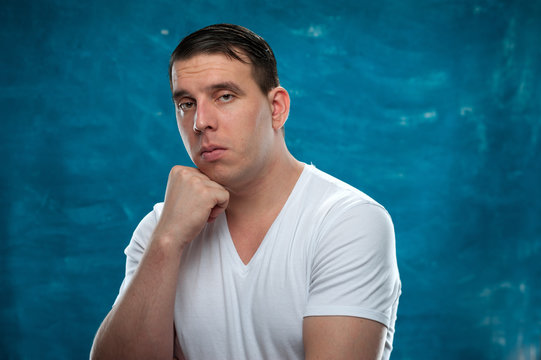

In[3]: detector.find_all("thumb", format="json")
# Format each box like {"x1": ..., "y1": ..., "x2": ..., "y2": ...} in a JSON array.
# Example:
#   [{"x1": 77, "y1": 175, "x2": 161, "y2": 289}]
[
  {"x1": 207, "y1": 190, "x2": 229, "y2": 222},
  {"x1": 208, "y1": 204, "x2": 226, "y2": 223}
]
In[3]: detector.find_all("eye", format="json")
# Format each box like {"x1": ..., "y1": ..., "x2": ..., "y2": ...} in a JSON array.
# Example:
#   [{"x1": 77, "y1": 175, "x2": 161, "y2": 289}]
[
  {"x1": 218, "y1": 93, "x2": 234, "y2": 102},
  {"x1": 177, "y1": 101, "x2": 195, "y2": 112}
]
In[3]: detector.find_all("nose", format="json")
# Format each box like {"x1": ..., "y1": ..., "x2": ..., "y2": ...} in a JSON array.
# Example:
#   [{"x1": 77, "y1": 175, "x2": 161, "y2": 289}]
[{"x1": 193, "y1": 100, "x2": 216, "y2": 134}]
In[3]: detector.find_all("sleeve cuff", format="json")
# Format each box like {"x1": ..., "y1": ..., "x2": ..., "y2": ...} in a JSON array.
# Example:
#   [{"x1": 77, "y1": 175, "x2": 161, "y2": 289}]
[{"x1": 303, "y1": 305, "x2": 391, "y2": 328}]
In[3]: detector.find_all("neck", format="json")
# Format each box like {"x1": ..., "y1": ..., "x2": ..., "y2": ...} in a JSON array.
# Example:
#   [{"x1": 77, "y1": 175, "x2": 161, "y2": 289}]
[{"x1": 226, "y1": 149, "x2": 304, "y2": 222}]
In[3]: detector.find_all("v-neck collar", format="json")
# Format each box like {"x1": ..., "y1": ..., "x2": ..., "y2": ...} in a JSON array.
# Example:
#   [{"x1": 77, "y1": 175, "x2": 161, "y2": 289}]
[{"x1": 220, "y1": 164, "x2": 311, "y2": 274}]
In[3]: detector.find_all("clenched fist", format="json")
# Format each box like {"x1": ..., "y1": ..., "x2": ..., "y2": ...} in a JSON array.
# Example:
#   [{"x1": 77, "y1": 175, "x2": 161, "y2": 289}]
[{"x1": 152, "y1": 166, "x2": 230, "y2": 252}]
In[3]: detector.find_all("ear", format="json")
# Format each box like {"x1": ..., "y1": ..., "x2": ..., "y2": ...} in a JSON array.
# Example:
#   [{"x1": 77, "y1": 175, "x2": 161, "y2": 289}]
[{"x1": 268, "y1": 87, "x2": 290, "y2": 131}]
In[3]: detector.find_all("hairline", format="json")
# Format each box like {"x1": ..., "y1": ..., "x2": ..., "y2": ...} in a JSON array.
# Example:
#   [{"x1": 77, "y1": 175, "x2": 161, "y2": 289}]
[{"x1": 169, "y1": 48, "x2": 275, "y2": 95}]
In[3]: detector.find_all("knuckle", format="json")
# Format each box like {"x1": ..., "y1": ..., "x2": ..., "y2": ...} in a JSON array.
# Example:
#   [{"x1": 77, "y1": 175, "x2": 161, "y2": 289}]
[
  {"x1": 169, "y1": 165, "x2": 183, "y2": 176},
  {"x1": 188, "y1": 175, "x2": 203, "y2": 187},
  {"x1": 170, "y1": 166, "x2": 192, "y2": 179},
  {"x1": 198, "y1": 185, "x2": 210, "y2": 197}
]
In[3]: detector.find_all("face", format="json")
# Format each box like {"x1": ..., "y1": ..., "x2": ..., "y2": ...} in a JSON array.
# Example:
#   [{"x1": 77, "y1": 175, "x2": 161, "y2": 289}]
[{"x1": 171, "y1": 53, "x2": 278, "y2": 189}]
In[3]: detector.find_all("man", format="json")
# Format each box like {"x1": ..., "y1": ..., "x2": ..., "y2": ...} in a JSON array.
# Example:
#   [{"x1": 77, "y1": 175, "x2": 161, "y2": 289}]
[{"x1": 91, "y1": 24, "x2": 400, "y2": 360}]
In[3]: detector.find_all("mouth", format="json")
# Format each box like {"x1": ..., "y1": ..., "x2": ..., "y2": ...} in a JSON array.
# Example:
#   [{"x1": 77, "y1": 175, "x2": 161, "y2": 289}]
[{"x1": 200, "y1": 145, "x2": 227, "y2": 162}]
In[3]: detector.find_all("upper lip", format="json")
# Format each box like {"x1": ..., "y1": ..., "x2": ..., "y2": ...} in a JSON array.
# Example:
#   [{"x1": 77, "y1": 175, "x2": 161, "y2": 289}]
[{"x1": 199, "y1": 144, "x2": 226, "y2": 155}]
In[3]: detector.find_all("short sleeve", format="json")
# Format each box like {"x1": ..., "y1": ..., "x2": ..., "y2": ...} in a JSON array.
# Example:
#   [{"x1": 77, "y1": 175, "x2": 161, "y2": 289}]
[
  {"x1": 113, "y1": 203, "x2": 163, "y2": 306},
  {"x1": 304, "y1": 202, "x2": 401, "y2": 328}
]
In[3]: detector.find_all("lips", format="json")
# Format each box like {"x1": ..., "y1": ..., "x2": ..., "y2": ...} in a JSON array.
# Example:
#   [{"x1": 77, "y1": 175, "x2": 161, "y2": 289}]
[{"x1": 200, "y1": 145, "x2": 227, "y2": 162}]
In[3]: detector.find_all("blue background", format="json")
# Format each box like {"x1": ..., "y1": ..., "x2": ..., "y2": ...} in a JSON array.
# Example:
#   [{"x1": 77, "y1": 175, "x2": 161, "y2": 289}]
[{"x1": 1, "y1": 0, "x2": 540, "y2": 359}]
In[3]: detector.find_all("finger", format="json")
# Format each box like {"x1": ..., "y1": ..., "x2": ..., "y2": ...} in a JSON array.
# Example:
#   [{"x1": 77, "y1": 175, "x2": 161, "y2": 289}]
[
  {"x1": 207, "y1": 189, "x2": 229, "y2": 222},
  {"x1": 207, "y1": 205, "x2": 223, "y2": 223},
  {"x1": 208, "y1": 200, "x2": 227, "y2": 219}
]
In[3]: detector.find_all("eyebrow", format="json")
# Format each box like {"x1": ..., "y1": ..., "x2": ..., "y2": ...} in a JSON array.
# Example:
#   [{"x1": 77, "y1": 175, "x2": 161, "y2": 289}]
[{"x1": 172, "y1": 81, "x2": 246, "y2": 101}]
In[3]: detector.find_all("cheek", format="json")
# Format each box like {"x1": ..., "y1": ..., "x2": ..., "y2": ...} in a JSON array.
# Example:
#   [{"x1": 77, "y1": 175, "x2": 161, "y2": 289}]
[
  {"x1": 239, "y1": 110, "x2": 272, "y2": 158},
  {"x1": 238, "y1": 104, "x2": 268, "y2": 133},
  {"x1": 176, "y1": 112, "x2": 193, "y2": 136},
  {"x1": 176, "y1": 116, "x2": 183, "y2": 135},
  {"x1": 177, "y1": 116, "x2": 196, "y2": 155},
  {"x1": 250, "y1": 106, "x2": 273, "y2": 139}
]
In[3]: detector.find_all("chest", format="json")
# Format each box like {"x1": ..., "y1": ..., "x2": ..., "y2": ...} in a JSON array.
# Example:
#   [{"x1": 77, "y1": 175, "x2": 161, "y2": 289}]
[{"x1": 173, "y1": 215, "x2": 315, "y2": 358}]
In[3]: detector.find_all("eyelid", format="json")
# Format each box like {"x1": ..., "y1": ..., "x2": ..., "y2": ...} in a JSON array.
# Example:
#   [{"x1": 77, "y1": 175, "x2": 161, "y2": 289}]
[
  {"x1": 177, "y1": 98, "x2": 196, "y2": 111},
  {"x1": 217, "y1": 92, "x2": 235, "y2": 102}
]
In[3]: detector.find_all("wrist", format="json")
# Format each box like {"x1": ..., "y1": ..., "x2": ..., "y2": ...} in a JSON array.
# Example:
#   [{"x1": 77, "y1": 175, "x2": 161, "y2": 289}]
[{"x1": 149, "y1": 232, "x2": 188, "y2": 260}]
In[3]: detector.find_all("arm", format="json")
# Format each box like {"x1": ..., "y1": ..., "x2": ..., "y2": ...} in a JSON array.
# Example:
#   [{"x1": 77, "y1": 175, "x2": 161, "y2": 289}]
[
  {"x1": 90, "y1": 166, "x2": 229, "y2": 360},
  {"x1": 90, "y1": 238, "x2": 180, "y2": 360},
  {"x1": 303, "y1": 316, "x2": 386, "y2": 360},
  {"x1": 303, "y1": 203, "x2": 400, "y2": 360}
]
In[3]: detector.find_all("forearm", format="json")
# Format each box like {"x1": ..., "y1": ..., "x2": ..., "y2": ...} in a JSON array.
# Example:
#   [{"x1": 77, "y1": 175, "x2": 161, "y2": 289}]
[
  {"x1": 91, "y1": 236, "x2": 183, "y2": 360},
  {"x1": 91, "y1": 166, "x2": 229, "y2": 359}
]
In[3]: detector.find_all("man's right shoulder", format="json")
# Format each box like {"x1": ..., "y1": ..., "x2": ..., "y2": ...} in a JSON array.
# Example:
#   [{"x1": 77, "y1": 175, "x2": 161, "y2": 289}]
[
  {"x1": 131, "y1": 202, "x2": 165, "y2": 242},
  {"x1": 151, "y1": 202, "x2": 165, "y2": 218},
  {"x1": 137, "y1": 202, "x2": 165, "y2": 224}
]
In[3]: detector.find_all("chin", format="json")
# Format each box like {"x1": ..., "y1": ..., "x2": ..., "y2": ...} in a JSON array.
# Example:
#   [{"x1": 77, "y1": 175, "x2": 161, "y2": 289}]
[{"x1": 197, "y1": 164, "x2": 233, "y2": 186}]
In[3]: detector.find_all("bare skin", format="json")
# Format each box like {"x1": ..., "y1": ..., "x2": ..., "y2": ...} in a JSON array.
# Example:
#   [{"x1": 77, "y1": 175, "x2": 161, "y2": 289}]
[
  {"x1": 303, "y1": 317, "x2": 386, "y2": 360},
  {"x1": 90, "y1": 53, "x2": 387, "y2": 360},
  {"x1": 90, "y1": 166, "x2": 230, "y2": 360}
]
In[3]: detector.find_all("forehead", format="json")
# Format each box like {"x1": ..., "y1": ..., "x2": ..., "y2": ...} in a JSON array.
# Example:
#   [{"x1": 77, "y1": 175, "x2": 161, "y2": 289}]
[{"x1": 171, "y1": 53, "x2": 255, "y2": 91}]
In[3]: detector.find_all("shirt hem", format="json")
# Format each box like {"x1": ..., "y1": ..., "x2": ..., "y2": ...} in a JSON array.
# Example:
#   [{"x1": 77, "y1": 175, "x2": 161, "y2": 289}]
[{"x1": 303, "y1": 305, "x2": 391, "y2": 328}]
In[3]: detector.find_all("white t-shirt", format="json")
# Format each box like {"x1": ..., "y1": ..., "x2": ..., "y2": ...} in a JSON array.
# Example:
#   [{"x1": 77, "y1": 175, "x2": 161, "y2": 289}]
[{"x1": 116, "y1": 164, "x2": 401, "y2": 359}]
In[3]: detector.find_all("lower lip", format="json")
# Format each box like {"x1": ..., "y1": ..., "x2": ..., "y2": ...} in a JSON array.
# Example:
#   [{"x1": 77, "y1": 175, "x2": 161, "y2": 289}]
[{"x1": 201, "y1": 149, "x2": 226, "y2": 161}]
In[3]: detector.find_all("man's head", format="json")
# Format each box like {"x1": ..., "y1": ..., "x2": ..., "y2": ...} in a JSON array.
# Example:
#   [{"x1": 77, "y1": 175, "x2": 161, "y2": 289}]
[
  {"x1": 169, "y1": 24, "x2": 291, "y2": 189},
  {"x1": 169, "y1": 24, "x2": 279, "y2": 95}
]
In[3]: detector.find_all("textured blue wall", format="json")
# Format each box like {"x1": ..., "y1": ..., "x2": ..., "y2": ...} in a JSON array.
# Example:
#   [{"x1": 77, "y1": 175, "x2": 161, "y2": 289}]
[{"x1": 1, "y1": 0, "x2": 540, "y2": 359}]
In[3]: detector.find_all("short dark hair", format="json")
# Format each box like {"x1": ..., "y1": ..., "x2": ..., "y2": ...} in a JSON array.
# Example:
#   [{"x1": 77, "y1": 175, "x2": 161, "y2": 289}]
[{"x1": 169, "y1": 24, "x2": 279, "y2": 94}]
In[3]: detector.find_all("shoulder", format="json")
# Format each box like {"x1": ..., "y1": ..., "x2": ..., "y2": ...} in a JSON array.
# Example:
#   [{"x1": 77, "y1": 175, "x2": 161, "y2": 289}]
[
  {"x1": 299, "y1": 165, "x2": 394, "y2": 250},
  {"x1": 304, "y1": 169, "x2": 400, "y2": 329},
  {"x1": 152, "y1": 202, "x2": 165, "y2": 217},
  {"x1": 136, "y1": 202, "x2": 164, "y2": 231},
  {"x1": 303, "y1": 165, "x2": 381, "y2": 204},
  {"x1": 126, "y1": 202, "x2": 165, "y2": 253},
  {"x1": 290, "y1": 166, "x2": 394, "y2": 259},
  {"x1": 300, "y1": 165, "x2": 390, "y2": 221}
]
